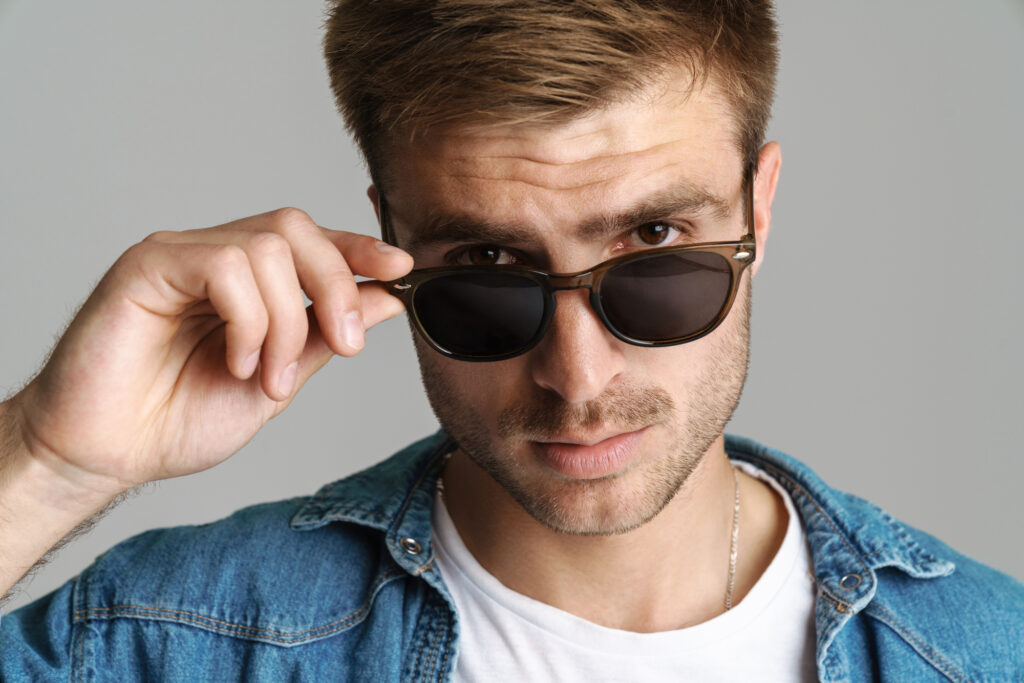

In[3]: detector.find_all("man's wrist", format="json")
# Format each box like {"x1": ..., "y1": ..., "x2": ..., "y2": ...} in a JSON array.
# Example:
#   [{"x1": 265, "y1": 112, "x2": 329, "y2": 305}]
[
  {"x1": 0, "y1": 396, "x2": 129, "y2": 511},
  {"x1": 0, "y1": 395, "x2": 125, "y2": 534},
  {"x1": 0, "y1": 399, "x2": 126, "y2": 601}
]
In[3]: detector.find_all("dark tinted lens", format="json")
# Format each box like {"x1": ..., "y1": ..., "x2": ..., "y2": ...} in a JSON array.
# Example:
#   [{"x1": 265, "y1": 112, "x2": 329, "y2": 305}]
[
  {"x1": 599, "y1": 251, "x2": 733, "y2": 341},
  {"x1": 413, "y1": 271, "x2": 546, "y2": 357}
]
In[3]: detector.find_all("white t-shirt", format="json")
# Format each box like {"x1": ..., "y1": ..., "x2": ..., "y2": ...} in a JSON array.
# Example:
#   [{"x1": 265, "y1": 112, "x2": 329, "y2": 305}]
[{"x1": 431, "y1": 461, "x2": 818, "y2": 682}]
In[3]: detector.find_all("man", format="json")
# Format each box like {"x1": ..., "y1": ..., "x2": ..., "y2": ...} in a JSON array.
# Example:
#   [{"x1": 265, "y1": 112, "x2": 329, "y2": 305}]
[{"x1": 0, "y1": 1, "x2": 1021, "y2": 681}]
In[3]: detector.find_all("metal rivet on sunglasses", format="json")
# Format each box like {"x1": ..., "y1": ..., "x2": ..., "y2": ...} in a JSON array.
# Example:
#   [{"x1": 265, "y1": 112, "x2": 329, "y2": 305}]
[
  {"x1": 392, "y1": 283, "x2": 411, "y2": 291},
  {"x1": 732, "y1": 251, "x2": 752, "y2": 260}
]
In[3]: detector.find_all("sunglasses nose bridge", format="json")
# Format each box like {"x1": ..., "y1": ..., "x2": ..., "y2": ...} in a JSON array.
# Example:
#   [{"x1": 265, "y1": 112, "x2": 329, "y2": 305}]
[{"x1": 546, "y1": 272, "x2": 593, "y2": 292}]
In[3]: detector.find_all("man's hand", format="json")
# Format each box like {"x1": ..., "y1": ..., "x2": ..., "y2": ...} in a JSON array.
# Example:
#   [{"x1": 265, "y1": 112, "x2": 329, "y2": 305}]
[{"x1": 1, "y1": 206, "x2": 412, "y2": 535}]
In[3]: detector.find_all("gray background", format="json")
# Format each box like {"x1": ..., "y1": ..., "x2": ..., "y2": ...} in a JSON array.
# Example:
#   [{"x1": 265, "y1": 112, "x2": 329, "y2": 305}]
[{"x1": 1, "y1": 1, "x2": 1021, "y2": 613}]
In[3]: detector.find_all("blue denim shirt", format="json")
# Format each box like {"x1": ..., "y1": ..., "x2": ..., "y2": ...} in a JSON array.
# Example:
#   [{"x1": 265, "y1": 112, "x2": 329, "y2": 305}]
[{"x1": 2, "y1": 432, "x2": 1022, "y2": 682}]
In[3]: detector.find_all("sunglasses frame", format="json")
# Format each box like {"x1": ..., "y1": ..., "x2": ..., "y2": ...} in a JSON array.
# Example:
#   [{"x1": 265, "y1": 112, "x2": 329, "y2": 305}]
[{"x1": 379, "y1": 180, "x2": 756, "y2": 362}]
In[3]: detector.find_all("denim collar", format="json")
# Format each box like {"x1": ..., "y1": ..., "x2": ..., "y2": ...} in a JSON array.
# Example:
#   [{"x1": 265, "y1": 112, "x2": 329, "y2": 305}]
[
  {"x1": 290, "y1": 431, "x2": 454, "y2": 579},
  {"x1": 290, "y1": 431, "x2": 955, "y2": 612},
  {"x1": 725, "y1": 436, "x2": 955, "y2": 612}
]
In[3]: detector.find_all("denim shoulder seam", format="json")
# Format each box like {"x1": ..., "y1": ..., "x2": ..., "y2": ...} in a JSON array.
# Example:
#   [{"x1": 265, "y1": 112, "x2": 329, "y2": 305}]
[
  {"x1": 72, "y1": 565, "x2": 407, "y2": 646},
  {"x1": 71, "y1": 569, "x2": 87, "y2": 683},
  {"x1": 863, "y1": 602, "x2": 969, "y2": 683}
]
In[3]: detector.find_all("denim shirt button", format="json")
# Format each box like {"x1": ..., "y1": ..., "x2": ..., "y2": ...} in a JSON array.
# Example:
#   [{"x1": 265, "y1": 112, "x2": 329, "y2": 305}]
[
  {"x1": 839, "y1": 573, "x2": 862, "y2": 590},
  {"x1": 399, "y1": 537, "x2": 423, "y2": 555}
]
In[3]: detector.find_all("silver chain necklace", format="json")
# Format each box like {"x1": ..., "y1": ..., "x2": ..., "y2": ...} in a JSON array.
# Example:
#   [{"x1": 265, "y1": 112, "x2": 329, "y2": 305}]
[
  {"x1": 724, "y1": 464, "x2": 741, "y2": 611},
  {"x1": 436, "y1": 462, "x2": 742, "y2": 613}
]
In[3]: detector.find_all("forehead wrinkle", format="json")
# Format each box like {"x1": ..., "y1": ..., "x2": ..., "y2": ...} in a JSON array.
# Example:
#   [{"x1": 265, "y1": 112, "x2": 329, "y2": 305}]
[
  {"x1": 449, "y1": 171, "x2": 635, "y2": 192},
  {"x1": 457, "y1": 138, "x2": 683, "y2": 168}
]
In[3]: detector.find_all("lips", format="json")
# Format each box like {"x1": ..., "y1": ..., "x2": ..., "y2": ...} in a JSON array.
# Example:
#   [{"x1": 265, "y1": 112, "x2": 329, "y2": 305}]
[{"x1": 532, "y1": 427, "x2": 648, "y2": 479}]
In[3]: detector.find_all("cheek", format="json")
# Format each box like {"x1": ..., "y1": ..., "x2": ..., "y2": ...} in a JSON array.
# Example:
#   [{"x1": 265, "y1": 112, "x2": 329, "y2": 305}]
[
  {"x1": 629, "y1": 279, "x2": 751, "y2": 404},
  {"x1": 413, "y1": 333, "x2": 527, "y2": 430}
]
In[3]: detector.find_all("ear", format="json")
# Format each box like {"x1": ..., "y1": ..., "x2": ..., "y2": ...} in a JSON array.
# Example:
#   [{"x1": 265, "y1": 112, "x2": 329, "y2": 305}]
[
  {"x1": 750, "y1": 141, "x2": 781, "y2": 277},
  {"x1": 367, "y1": 184, "x2": 381, "y2": 223}
]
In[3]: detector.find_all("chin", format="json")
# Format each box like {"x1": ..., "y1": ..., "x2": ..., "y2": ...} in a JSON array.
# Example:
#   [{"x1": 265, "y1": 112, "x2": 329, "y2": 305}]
[{"x1": 485, "y1": 444, "x2": 692, "y2": 536}]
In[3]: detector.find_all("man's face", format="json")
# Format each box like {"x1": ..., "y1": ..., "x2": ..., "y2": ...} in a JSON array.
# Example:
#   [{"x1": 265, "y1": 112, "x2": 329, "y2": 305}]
[{"x1": 383, "y1": 77, "x2": 773, "y2": 535}]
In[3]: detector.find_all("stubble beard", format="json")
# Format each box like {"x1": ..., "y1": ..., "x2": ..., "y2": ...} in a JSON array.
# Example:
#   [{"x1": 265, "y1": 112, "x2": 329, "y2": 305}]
[{"x1": 414, "y1": 280, "x2": 752, "y2": 536}]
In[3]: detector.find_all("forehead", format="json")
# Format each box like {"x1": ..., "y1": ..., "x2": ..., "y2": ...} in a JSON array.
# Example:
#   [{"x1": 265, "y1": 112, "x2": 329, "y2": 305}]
[{"x1": 383, "y1": 76, "x2": 744, "y2": 243}]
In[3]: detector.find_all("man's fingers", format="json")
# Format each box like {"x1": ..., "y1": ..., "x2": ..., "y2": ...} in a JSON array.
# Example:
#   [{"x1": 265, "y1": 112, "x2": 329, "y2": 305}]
[
  {"x1": 148, "y1": 227, "x2": 311, "y2": 400},
  {"x1": 143, "y1": 209, "x2": 415, "y2": 377},
  {"x1": 241, "y1": 233, "x2": 309, "y2": 401},
  {"x1": 125, "y1": 241, "x2": 269, "y2": 382},
  {"x1": 320, "y1": 229, "x2": 414, "y2": 282},
  {"x1": 282, "y1": 224, "x2": 369, "y2": 359},
  {"x1": 301, "y1": 228, "x2": 412, "y2": 357}
]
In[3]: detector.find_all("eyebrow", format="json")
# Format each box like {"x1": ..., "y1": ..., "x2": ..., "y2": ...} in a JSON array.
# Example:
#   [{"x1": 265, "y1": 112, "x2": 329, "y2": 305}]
[{"x1": 401, "y1": 181, "x2": 733, "y2": 253}]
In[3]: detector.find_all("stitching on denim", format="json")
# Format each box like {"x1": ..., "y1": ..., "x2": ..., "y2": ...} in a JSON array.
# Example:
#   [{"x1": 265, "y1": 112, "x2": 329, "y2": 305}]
[
  {"x1": 330, "y1": 510, "x2": 389, "y2": 521},
  {"x1": 431, "y1": 611, "x2": 445, "y2": 680},
  {"x1": 299, "y1": 436, "x2": 451, "y2": 526},
  {"x1": 808, "y1": 572, "x2": 846, "y2": 611},
  {"x1": 865, "y1": 603, "x2": 970, "y2": 683},
  {"x1": 422, "y1": 604, "x2": 440, "y2": 680},
  {"x1": 74, "y1": 606, "x2": 84, "y2": 683},
  {"x1": 389, "y1": 439, "x2": 453, "y2": 549},
  {"x1": 822, "y1": 649, "x2": 843, "y2": 681},
  {"x1": 427, "y1": 597, "x2": 449, "y2": 680},
  {"x1": 415, "y1": 560, "x2": 435, "y2": 577},
  {"x1": 410, "y1": 605, "x2": 433, "y2": 681},
  {"x1": 294, "y1": 508, "x2": 391, "y2": 528},
  {"x1": 738, "y1": 458, "x2": 871, "y2": 610},
  {"x1": 73, "y1": 574, "x2": 86, "y2": 683},
  {"x1": 438, "y1": 608, "x2": 452, "y2": 680},
  {"x1": 72, "y1": 566, "x2": 405, "y2": 644},
  {"x1": 406, "y1": 596, "x2": 440, "y2": 681}
]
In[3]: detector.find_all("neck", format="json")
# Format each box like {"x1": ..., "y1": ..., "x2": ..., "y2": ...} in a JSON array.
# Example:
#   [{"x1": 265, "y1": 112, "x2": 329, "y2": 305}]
[{"x1": 441, "y1": 434, "x2": 788, "y2": 632}]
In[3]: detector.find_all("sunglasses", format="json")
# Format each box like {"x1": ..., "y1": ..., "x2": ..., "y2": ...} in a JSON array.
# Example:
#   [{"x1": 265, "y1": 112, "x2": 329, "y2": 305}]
[{"x1": 380, "y1": 180, "x2": 755, "y2": 362}]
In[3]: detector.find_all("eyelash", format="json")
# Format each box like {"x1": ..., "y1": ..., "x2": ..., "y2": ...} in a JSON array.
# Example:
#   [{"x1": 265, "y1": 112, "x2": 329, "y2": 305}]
[{"x1": 444, "y1": 222, "x2": 688, "y2": 266}]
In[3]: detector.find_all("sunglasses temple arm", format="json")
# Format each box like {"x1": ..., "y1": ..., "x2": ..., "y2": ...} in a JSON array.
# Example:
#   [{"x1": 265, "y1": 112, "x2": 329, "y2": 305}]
[
  {"x1": 744, "y1": 173, "x2": 757, "y2": 243},
  {"x1": 378, "y1": 195, "x2": 398, "y2": 246},
  {"x1": 376, "y1": 198, "x2": 416, "y2": 297}
]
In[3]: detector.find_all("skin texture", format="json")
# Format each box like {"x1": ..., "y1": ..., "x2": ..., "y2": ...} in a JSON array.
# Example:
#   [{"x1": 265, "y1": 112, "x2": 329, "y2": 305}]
[{"x1": 379, "y1": 75, "x2": 786, "y2": 631}]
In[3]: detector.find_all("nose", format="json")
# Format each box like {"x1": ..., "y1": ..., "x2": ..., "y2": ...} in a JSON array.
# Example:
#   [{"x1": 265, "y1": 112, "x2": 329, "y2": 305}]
[{"x1": 528, "y1": 288, "x2": 626, "y2": 404}]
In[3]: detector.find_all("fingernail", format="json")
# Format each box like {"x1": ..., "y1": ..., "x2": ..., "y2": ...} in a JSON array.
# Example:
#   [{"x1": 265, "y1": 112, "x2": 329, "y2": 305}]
[
  {"x1": 243, "y1": 350, "x2": 260, "y2": 377},
  {"x1": 279, "y1": 362, "x2": 298, "y2": 396},
  {"x1": 375, "y1": 241, "x2": 403, "y2": 254},
  {"x1": 341, "y1": 310, "x2": 365, "y2": 351}
]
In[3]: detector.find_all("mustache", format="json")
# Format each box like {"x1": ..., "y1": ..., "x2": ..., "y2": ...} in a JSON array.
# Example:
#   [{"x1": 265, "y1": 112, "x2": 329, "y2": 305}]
[{"x1": 497, "y1": 384, "x2": 675, "y2": 440}]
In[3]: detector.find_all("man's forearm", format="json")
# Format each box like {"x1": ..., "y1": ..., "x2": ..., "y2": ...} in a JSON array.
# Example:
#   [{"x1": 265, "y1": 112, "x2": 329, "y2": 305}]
[{"x1": 0, "y1": 400, "x2": 123, "y2": 606}]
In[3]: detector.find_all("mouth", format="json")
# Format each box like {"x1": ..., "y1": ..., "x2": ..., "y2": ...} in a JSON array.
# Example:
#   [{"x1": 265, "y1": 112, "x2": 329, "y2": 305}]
[{"x1": 531, "y1": 427, "x2": 650, "y2": 480}]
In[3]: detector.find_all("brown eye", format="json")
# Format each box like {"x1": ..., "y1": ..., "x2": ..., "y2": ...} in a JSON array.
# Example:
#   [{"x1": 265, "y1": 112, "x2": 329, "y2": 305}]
[
  {"x1": 637, "y1": 223, "x2": 671, "y2": 245},
  {"x1": 446, "y1": 244, "x2": 521, "y2": 266},
  {"x1": 467, "y1": 245, "x2": 502, "y2": 265}
]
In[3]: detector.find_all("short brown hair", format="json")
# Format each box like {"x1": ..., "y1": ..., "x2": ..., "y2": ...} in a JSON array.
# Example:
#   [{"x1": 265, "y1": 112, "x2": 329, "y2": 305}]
[{"x1": 324, "y1": 0, "x2": 778, "y2": 185}]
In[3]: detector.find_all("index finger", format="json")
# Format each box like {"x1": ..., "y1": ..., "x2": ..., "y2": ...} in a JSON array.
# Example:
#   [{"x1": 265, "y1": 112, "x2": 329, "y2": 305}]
[{"x1": 319, "y1": 228, "x2": 414, "y2": 282}]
